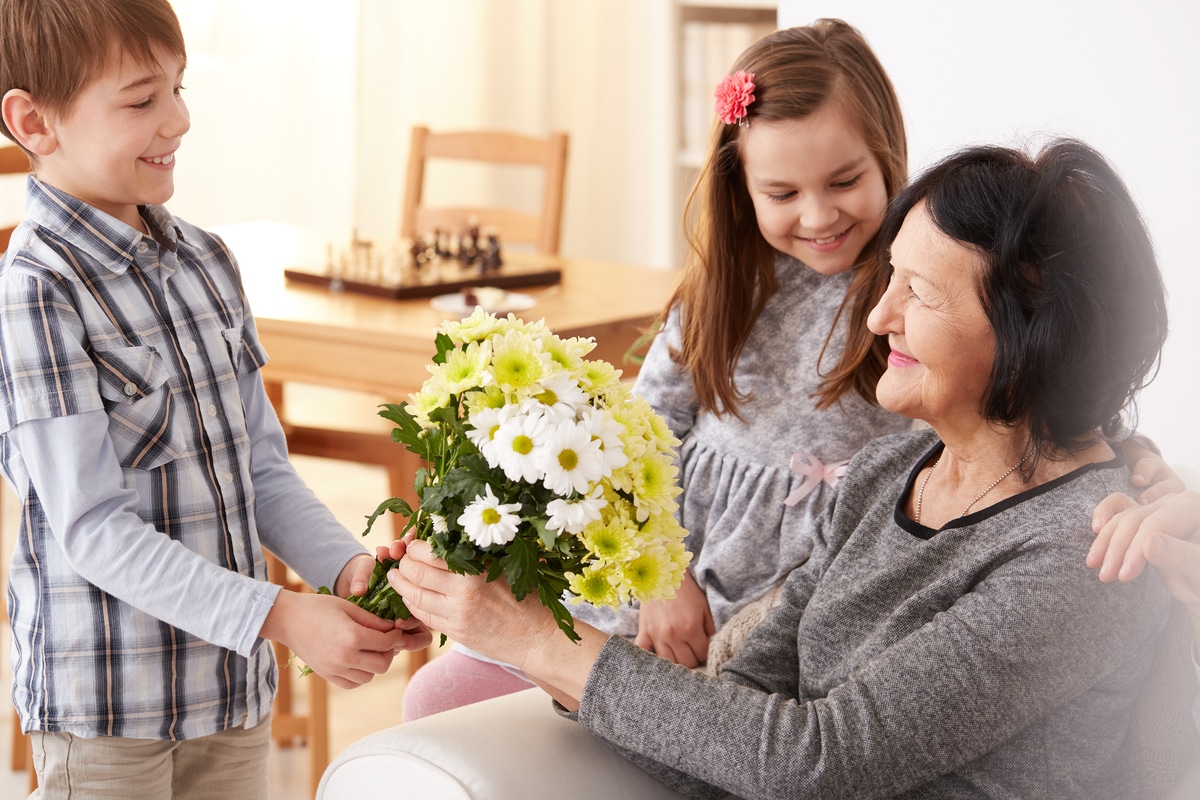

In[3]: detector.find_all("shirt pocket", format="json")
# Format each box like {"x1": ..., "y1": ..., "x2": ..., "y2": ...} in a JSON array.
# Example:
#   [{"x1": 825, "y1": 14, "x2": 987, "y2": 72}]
[{"x1": 93, "y1": 345, "x2": 185, "y2": 470}]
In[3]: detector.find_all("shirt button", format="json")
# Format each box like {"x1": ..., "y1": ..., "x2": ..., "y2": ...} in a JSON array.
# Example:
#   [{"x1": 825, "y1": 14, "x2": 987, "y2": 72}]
[
  {"x1": 136, "y1": 241, "x2": 149, "y2": 254},
  {"x1": 184, "y1": 340, "x2": 198, "y2": 354},
  {"x1": 123, "y1": 382, "x2": 138, "y2": 397},
  {"x1": 206, "y1": 404, "x2": 218, "y2": 417},
  {"x1": 221, "y1": 472, "x2": 234, "y2": 485}
]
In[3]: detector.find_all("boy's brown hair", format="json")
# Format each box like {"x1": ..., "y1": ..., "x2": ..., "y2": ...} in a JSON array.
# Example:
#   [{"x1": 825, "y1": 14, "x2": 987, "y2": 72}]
[{"x1": 0, "y1": 0, "x2": 186, "y2": 149}]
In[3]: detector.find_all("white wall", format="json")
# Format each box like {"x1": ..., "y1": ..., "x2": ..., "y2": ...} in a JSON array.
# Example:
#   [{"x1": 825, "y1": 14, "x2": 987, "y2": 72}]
[
  {"x1": 167, "y1": 0, "x2": 675, "y2": 268},
  {"x1": 780, "y1": 0, "x2": 1200, "y2": 468}
]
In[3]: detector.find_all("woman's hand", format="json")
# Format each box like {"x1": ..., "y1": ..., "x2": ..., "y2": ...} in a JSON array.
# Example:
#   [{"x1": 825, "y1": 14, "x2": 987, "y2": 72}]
[
  {"x1": 635, "y1": 571, "x2": 715, "y2": 668},
  {"x1": 387, "y1": 539, "x2": 559, "y2": 669},
  {"x1": 388, "y1": 539, "x2": 609, "y2": 708}
]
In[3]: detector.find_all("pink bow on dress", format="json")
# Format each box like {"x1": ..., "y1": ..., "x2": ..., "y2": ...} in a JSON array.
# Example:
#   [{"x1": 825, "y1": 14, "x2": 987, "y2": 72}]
[{"x1": 784, "y1": 452, "x2": 849, "y2": 507}]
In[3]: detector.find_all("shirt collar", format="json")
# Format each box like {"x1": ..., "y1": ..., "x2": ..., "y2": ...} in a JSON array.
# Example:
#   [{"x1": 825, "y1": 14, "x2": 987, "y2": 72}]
[{"x1": 24, "y1": 175, "x2": 185, "y2": 273}]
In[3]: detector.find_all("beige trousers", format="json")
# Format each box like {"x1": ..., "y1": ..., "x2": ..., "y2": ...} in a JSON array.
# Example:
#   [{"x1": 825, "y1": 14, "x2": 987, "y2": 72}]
[{"x1": 28, "y1": 713, "x2": 272, "y2": 800}]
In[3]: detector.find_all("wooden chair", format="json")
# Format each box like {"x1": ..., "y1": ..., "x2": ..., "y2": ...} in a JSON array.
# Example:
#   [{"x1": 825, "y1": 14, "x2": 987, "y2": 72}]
[{"x1": 401, "y1": 125, "x2": 569, "y2": 254}]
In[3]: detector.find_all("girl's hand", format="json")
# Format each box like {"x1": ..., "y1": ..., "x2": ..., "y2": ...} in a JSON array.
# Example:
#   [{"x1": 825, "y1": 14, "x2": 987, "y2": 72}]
[
  {"x1": 1088, "y1": 490, "x2": 1200, "y2": 583},
  {"x1": 1126, "y1": 452, "x2": 1187, "y2": 505},
  {"x1": 635, "y1": 571, "x2": 715, "y2": 668}
]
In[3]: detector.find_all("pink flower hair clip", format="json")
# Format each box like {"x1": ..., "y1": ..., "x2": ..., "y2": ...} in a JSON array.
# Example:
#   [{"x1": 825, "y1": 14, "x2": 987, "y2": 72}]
[{"x1": 714, "y1": 70, "x2": 756, "y2": 127}]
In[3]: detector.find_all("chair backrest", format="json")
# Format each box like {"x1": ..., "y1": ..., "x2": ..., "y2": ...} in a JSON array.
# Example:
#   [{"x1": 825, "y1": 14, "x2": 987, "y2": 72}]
[
  {"x1": 0, "y1": 144, "x2": 31, "y2": 251},
  {"x1": 400, "y1": 126, "x2": 569, "y2": 255}
]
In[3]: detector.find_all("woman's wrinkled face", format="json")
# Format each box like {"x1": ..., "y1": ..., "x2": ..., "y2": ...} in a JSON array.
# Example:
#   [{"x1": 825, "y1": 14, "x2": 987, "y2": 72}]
[{"x1": 867, "y1": 202, "x2": 996, "y2": 430}]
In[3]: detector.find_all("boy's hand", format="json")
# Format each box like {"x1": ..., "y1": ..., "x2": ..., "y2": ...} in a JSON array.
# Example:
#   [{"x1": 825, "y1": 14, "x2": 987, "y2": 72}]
[
  {"x1": 260, "y1": 589, "x2": 428, "y2": 689},
  {"x1": 634, "y1": 571, "x2": 714, "y2": 668},
  {"x1": 334, "y1": 553, "x2": 377, "y2": 598}
]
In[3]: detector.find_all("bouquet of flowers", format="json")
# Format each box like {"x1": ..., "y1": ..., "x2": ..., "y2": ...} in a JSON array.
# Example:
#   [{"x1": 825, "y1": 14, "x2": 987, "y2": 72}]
[{"x1": 352, "y1": 308, "x2": 692, "y2": 643}]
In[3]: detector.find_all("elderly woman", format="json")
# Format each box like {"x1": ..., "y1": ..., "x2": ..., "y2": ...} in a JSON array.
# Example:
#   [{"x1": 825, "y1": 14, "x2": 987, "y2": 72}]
[{"x1": 388, "y1": 139, "x2": 1192, "y2": 798}]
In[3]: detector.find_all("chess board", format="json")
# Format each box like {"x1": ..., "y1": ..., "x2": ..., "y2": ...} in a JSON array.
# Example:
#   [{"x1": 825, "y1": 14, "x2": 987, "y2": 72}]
[
  {"x1": 283, "y1": 259, "x2": 562, "y2": 300},
  {"x1": 282, "y1": 229, "x2": 561, "y2": 299}
]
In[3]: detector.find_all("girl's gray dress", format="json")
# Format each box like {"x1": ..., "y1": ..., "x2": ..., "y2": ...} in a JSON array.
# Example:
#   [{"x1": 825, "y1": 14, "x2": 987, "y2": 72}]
[{"x1": 575, "y1": 253, "x2": 909, "y2": 637}]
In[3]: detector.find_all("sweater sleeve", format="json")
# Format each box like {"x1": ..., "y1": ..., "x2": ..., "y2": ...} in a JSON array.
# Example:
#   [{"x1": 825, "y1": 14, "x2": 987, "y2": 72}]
[{"x1": 632, "y1": 305, "x2": 698, "y2": 444}]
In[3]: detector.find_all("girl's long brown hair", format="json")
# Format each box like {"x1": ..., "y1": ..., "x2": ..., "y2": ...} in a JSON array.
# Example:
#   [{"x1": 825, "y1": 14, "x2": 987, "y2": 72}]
[{"x1": 670, "y1": 19, "x2": 907, "y2": 418}]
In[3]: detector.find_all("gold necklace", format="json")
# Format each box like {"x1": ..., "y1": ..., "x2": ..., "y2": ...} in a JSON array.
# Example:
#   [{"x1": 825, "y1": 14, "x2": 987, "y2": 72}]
[{"x1": 914, "y1": 451, "x2": 1029, "y2": 525}]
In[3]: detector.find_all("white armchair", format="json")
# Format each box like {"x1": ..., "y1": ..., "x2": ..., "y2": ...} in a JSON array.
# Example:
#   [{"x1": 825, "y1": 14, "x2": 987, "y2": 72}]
[{"x1": 317, "y1": 688, "x2": 729, "y2": 800}]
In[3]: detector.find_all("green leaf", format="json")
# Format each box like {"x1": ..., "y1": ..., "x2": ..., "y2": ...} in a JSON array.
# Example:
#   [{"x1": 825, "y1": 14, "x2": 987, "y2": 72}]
[
  {"x1": 501, "y1": 536, "x2": 539, "y2": 600},
  {"x1": 363, "y1": 496, "x2": 414, "y2": 536},
  {"x1": 379, "y1": 403, "x2": 428, "y2": 451},
  {"x1": 538, "y1": 584, "x2": 581, "y2": 643},
  {"x1": 432, "y1": 332, "x2": 455, "y2": 365}
]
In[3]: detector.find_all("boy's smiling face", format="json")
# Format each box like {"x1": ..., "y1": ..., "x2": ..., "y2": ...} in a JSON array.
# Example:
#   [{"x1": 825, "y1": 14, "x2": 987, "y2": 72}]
[{"x1": 36, "y1": 43, "x2": 189, "y2": 231}]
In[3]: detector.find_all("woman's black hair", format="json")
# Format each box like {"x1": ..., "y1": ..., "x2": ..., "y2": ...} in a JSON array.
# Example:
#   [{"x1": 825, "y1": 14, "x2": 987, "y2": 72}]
[{"x1": 877, "y1": 138, "x2": 1168, "y2": 470}]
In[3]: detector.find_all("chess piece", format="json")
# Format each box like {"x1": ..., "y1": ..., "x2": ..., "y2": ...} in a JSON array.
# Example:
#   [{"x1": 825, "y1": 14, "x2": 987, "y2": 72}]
[{"x1": 480, "y1": 233, "x2": 503, "y2": 271}]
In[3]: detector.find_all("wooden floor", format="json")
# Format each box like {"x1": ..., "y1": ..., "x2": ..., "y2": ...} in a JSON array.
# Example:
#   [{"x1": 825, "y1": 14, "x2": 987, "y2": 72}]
[{"x1": 1, "y1": 385, "x2": 444, "y2": 799}]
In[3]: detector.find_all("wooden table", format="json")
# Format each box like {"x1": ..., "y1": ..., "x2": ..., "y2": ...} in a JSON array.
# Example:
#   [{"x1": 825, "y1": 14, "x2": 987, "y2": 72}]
[{"x1": 220, "y1": 222, "x2": 680, "y2": 396}]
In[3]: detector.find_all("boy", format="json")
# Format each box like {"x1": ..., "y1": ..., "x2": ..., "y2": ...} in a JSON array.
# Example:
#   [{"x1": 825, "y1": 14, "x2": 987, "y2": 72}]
[{"x1": 0, "y1": 0, "x2": 429, "y2": 795}]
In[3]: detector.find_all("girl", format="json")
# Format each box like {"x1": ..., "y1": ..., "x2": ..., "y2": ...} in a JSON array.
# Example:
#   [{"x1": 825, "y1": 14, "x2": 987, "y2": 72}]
[{"x1": 400, "y1": 18, "x2": 1176, "y2": 719}]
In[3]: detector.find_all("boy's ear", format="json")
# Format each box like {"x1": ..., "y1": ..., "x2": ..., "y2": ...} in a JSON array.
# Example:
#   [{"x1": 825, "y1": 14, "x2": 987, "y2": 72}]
[{"x1": 2, "y1": 89, "x2": 57, "y2": 157}]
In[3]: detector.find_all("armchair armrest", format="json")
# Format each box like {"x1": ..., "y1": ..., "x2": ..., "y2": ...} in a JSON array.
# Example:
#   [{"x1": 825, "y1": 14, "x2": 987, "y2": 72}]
[{"x1": 317, "y1": 688, "x2": 701, "y2": 800}]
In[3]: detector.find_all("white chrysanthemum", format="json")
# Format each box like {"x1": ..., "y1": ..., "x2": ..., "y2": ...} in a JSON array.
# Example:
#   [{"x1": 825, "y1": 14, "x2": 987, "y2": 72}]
[
  {"x1": 491, "y1": 408, "x2": 550, "y2": 483},
  {"x1": 466, "y1": 404, "x2": 514, "y2": 467},
  {"x1": 457, "y1": 485, "x2": 522, "y2": 547},
  {"x1": 430, "y1": 340, "x2": 492, "y2": 395},
  {"x1": 539, "y1": 419, "x2": 608, "y2": 496},
  {"x1": 528, "y1": 371, "x2": 590, "y2": 425},
  {"x1": 429, "y1": 513, "x2": 449, "y2": 534},
  {"x1": 545, "y1": 486, "x2": 607, "y2": 534},
  {"x1": 581, "y1": 407, "x2": 629, "y2": 472}
]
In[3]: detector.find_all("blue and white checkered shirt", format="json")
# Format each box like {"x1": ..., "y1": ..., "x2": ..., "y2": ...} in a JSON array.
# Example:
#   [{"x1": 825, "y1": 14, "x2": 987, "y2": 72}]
[{"x1": 0, "y1": 176, "x2": 365, "y2": 740}]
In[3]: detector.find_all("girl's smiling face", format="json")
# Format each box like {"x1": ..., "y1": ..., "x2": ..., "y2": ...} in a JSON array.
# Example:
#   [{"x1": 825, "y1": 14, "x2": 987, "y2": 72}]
[{"x1": 740, "y1": 102, "x2": 889, "y2": 276}]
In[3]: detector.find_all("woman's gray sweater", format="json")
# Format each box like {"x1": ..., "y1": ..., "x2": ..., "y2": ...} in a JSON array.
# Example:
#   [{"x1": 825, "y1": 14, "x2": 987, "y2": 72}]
[{"x1": 574, "y1": 429, "x2": 1192, "y2": 799}]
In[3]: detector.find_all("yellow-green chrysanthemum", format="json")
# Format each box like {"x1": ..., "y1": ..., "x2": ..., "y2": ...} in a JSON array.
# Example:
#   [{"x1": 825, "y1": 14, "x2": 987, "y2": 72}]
[
  {"x1": 407, "y1": 384, "x2": 450, "y2": 425},
  {"x1": 439, "y1": 307, "x2": 507, "y2": 343},
  {"x1": 621, "y1": 546, "x2": 677, "y2": 602},
  {"x1": 629, "y1": 451, "x2": 681, "y2": 522},
  {"x1": 543, "y1": 334, "x2": 595, "y2": 374},
  {"x1": 490, "y1": 329, "x2": 552, "y2": 396},
  {"x1": 580, "y1": 517, "x2": 638, "y2": 565},
  {"x1": 567, "y1": 564, "x2": 621, "y2": 606},
  {"x1": 431, "y1": 340, "x2": 493, "y2": 395},
  {"x1": 462, "y1": 385, "x2": 508, "y2": 417},
  {"x1": 578, "y1": 358, "x2": 623, "y2": 397}
]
